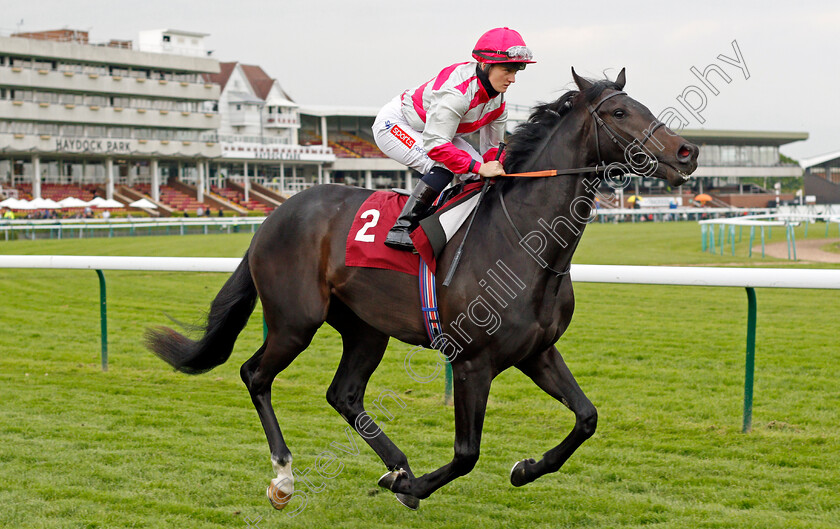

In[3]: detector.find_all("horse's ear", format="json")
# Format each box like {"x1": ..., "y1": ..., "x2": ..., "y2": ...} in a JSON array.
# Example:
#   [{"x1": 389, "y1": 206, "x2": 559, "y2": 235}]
[
  {"x1": 615, "y1": 67, "x2": 626, "y2": 90},
  {"x1": 571, "y1": 67, "x2": 592, "y2": 91}
]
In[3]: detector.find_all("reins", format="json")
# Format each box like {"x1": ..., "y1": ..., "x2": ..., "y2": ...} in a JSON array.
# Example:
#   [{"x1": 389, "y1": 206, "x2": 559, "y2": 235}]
[{"x1": 497, "y1": 164, "x2": 607, "y2": 178}]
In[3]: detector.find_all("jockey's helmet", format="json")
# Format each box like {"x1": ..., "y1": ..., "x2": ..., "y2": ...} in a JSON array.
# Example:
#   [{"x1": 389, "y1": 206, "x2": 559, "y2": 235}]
[{"x1": 472, "y1": 27, "x2": 535, "y2": 66}]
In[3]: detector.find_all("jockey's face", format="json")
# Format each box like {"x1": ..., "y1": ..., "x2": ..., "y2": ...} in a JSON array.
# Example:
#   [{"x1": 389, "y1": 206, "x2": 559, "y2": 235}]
[{"x1": 487, "y1": 64, "x2": 519, "y2": 93}]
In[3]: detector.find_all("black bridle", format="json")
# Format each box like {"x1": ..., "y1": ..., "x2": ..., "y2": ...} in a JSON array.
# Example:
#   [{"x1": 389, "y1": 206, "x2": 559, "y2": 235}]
[
  {"x1": 586, "y1": 90, "x2": 665, "y2": 171},
  {"x1": 497, "y1": 89, "x2": 666, "y2": 277}
]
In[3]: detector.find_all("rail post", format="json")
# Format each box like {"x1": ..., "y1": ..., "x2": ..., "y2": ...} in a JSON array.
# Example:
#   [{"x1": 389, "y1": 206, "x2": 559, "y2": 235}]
[
  {"x1": 730, "y1": 225, "x2": 736, "y2": 256},
  {"x1": 749, "y1": 226, "x2": 755, "y2": 257},
  {"x1": 742, "y1": 287, "x2": 757, "y2": 433},
  {"x1": 709, "y1": 227, "x2": 715, "y2": 254},
  {"x1": 760, "y1": 227, "x2": 766, "y2": 258},
  {"x1": 95, "y1": 269, "x2": 108, "y2": 371},
  {"x1": 444, "y1": 361, "x2": 453, "y2": 406}
]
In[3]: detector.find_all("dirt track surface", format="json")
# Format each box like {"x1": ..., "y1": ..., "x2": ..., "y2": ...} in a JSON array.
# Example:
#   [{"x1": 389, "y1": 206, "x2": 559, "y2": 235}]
[{"x1": 756, "y1": 238, "x2": 840, "y2": 263}]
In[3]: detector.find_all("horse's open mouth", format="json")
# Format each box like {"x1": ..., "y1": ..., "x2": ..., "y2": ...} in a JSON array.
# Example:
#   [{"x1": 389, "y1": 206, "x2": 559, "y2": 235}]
[{"x1": 655, "y1": 161, "x2": 693, "y2": 187}]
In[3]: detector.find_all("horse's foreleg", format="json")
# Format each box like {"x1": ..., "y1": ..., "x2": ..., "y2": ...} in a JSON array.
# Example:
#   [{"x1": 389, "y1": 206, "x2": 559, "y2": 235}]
[
  {"x1": 379, "y1": 362, "x2": 492, "y2": 500},
  {"x1": 510, "y1": 345, "x2": 597, "y2": 487},
  {"x1": 240, "y1": 324, "x2": 318, "y2": 509}
]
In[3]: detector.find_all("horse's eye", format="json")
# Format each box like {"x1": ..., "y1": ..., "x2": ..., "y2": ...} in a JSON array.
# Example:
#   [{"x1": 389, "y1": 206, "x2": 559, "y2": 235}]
[{"x1": 613, "y1": 109, "x2": 626, "y2": 118}]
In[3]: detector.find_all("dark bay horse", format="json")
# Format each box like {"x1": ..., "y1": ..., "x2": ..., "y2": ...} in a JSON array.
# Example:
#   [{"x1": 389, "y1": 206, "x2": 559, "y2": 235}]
[{"x1": 147, "y1": 68, "x2": 699, "y2": 510}]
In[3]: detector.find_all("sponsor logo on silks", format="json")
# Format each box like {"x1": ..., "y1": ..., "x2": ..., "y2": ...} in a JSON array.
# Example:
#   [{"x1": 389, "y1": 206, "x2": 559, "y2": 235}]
[{"x1": 390, "y1": 125, "x2": 415, "y2": 149}]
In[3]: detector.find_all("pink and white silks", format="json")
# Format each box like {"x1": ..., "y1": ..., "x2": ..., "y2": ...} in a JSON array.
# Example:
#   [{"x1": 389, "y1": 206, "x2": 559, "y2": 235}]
[{"x1": 373, "y1": 62, "x2": 506, "y2": 177}]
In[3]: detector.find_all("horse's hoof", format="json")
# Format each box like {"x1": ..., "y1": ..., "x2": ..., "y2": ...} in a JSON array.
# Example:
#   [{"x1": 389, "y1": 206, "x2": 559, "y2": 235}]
[
  {"x1": 377, "y1": 468, "x2": 408, "y2": 491},
  {"x1": 266, "y1": 477, "x2": 293, "y2": 510},
  {"x1": 510, "y1": 458, "x2": 536, "y2": 487},
  {"x1": 395, "y1": 492, "x2": 421, "y2": 510}
]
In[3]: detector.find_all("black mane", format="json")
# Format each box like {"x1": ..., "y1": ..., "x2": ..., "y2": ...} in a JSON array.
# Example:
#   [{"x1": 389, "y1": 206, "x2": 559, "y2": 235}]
[{"x1": 504, "y1": 78, "x2": 623, "y2": 173}]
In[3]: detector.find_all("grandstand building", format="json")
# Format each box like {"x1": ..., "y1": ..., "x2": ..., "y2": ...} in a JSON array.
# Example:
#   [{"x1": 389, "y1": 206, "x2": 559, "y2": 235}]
[
  {"x1": 800, "y1": 150, "x2": 840, "y2": 204},
  {"x1": 201, "y1": 61, "x2": 335, "y2": 206},
  {"x1": 297, "y1": 105, "x2": 410, "y2": 191},
  {"x1": 0, "y1": 26, "x2": 813, "y2": 215},
  {"x1": 678, "y1": 129, "x2": 807, "y2": 207},
  {"x1": 0, "y1": 28, "x2": 222, "y2": 211}
]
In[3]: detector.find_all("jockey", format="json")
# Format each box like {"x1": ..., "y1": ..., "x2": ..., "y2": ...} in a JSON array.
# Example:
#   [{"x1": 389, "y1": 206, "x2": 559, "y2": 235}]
[{"x1": 372, "y1": 27, "x2": 535, "y2": 251}]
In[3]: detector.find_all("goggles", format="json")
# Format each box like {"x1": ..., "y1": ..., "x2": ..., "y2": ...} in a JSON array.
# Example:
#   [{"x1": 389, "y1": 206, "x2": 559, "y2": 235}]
[
  {"x1": 504, "y1": 46, "x2": 533, "y2": 62},
  {"x1": 473, "y1": 45, "x2": 534, "y2": 63}
]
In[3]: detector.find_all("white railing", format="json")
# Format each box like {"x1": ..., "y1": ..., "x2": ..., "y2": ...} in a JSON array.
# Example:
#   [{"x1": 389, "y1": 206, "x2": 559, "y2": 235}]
[
  {"x1": 570, "y1": 264, "x2": 840, "y2": 289},
  {"x1": 0, "y1": 217, "x2": 265, "y2": 240},
  {"x1": 0, "y1": 255, "x2": 239, "y2": 272},
  {"x1": 1, "y1": 256, "x2": 839, "y2": 432},
  {"x1": 698, "y1": 212, "x2": 840, "y2": 260},
  {"x1": 1, "y1": 257, "x2": 837, "y2": 287}
]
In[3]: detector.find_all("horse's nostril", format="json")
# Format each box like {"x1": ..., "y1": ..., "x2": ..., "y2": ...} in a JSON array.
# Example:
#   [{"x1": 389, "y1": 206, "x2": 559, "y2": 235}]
[{"x1": 678, "y1": 146, "x2": 691, "y2": 159}]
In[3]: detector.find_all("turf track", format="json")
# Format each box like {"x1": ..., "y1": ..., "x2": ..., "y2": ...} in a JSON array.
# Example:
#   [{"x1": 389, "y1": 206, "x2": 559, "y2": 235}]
[{"x1": 1, "y1": 222, "x2": 838, "y2": 528}]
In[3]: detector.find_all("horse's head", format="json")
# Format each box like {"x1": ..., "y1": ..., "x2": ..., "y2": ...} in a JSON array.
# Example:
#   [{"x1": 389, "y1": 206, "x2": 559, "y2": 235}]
[{"x1": 570, "y1": 67, "x2": 699, "y2": 187}]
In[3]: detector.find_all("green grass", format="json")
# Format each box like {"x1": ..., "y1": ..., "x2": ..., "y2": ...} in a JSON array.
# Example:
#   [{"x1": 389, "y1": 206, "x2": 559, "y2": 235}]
[
  {"x1": 821, "y1": 241, "x2": 840, "y2": 255},
  {"x1": 1, "y1": 222, "x2": 839, "y2": 528}
]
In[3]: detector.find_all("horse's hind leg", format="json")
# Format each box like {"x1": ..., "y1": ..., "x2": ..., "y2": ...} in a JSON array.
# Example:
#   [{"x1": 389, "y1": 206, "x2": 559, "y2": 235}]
[
  {"x1": 325, "y1": 301, "x2": 421, "y2": 509},
  {"x1": 509, "y1": 345, "x2": 597, "y2": 487},
  {"x1": 379, "y1": 360, "x2": 493, "y2": 500},
  {"x1": 240, "y1": 320, "x2": 320, "y2": 509}
]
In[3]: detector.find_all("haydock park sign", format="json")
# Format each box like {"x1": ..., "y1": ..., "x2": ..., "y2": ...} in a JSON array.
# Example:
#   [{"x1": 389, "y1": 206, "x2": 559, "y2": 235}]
[{"x1": 55, "y1": 137, "x2": 136, "y2": 154}]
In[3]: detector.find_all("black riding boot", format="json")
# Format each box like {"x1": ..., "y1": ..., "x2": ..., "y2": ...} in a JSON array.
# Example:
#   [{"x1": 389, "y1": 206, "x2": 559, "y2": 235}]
[{"x1": 384, "y1": 181, "x2": 440, "y2": 251}]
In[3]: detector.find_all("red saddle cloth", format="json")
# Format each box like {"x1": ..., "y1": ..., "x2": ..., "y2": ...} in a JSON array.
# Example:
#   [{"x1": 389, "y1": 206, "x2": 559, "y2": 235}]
[
  {"x1": 345, "y1": 183, "x2": 484, "y2": 276},
  {"x1": 345, "y1": 191, "x2": 421, "y2": 276}
]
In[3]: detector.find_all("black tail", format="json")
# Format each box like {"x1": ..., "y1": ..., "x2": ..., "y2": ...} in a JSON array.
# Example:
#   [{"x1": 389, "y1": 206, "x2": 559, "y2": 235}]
[{"x1": 145, "y1": 251, "x2": 258, "y2": 374}]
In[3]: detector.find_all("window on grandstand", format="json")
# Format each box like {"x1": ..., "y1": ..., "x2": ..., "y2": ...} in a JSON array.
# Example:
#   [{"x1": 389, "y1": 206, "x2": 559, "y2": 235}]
[
  {"x1": 83, "y1": 64, "x2": 108, "y2": 76},
  {"x1": 109, "y1": 66, "x2": 130, "y2": 77},
  {"x1": 87, "y1": 95, "x2": 109, "y2": 106},
  {"x1": 6, "y1": 121, "x2": 33, "y2": 134},
  {"x1": 109, "y1": 127, "x2": 132, "y2": 138},
  {"x1": 129, "y1": 68, "x2": 150, "y2": 79},
  {"x1": 720, "y1": 146, "x2": 737, "y2": 164},
  {"x1": 36, "y1": 123, "x2": 60, "y2": 135},
  {"x1": 11, "y1": 90, "x2": 33, "y2": 101},
  {"x1": 32, "y1": 59, "x2": 53, "y2": 70},
  {"x1": 61, "y1": 125, "x2": 85, "y2": 137},
  {"x1": 759, "y1": 146, "x2": 778, "y2": 165},
  {"x1": 698, "y1": 145, "x2": 718, "y2": 165},
  {"x1": 58, "y1": 62, "x2": 84, "y2": 74},
  {"x1": 58, "y1": 93, "x2": 84, "y2": 105},
  {"x1": 33, "y1": 91, "x2": 59, "y2": 103},
  {"x1": 10, "y1": 57, "x2": 32, "y2": 68}
]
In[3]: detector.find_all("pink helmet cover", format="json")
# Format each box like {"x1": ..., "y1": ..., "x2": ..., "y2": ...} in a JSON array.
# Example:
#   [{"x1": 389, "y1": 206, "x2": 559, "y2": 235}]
[{"x1": 472, "y1": 27, "x2": 535, "y2": 64}]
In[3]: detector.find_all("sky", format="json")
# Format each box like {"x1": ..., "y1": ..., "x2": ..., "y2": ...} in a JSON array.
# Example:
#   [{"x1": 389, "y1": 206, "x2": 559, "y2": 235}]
[{"x1": 3, "y1": 0, "x2": 839, "y2": 161}]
